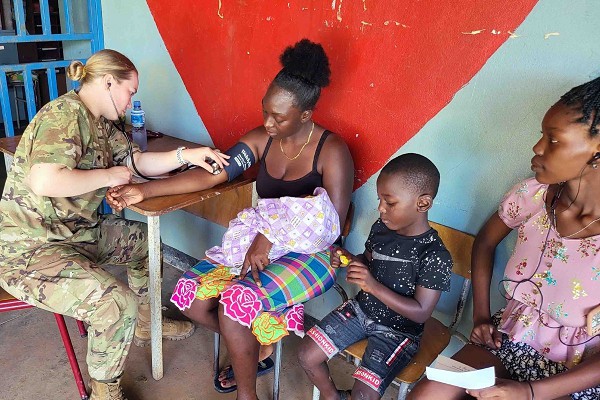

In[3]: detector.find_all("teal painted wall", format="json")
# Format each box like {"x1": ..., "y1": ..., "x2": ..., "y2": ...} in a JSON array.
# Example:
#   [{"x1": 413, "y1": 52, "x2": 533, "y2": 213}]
[
  {"x1": 341, "y1": 0, "x2": 600, "y2": 341},
  {"x1": 102, "y1": 0, "x2": 600, "y2": 350},
  {"x1": 101, "y1": 0, "x2": 227, "y2": 258}
]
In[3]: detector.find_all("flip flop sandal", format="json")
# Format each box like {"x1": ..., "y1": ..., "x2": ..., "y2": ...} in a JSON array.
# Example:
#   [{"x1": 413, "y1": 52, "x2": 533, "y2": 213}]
[
  {"x1": 213, "y1": 357, "x2": 275, "y2": 393},
  {"x1": 213, "y1": 369, "x2": 237, "y2": 394},
  {"x1": 257, "y1": 356, "x2": 275, "y2": 377},
  {"x1": 219, "y1": 364, "x2": 235, "y2": 382}
]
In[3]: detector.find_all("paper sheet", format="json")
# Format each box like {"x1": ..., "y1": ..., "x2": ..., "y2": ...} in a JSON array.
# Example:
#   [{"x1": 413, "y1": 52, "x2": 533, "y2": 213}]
[
  {"x1": 433, "y1": 355, "x2": 476, "y2": 373},
  {"x1": 425, "y1": 356, "x2": 495, "y2": 390}
]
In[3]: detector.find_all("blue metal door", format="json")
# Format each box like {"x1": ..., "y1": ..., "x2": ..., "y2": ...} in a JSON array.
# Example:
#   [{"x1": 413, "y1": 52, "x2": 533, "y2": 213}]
[{"x1": 0, "y1": 0, "x2": 103, "y2": 137}]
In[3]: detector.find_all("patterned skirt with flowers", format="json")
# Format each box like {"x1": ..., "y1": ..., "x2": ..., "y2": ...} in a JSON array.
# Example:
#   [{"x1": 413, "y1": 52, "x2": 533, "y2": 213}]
[{"x1": 170, "y1": 250, "x2": 335, "y2": 345}]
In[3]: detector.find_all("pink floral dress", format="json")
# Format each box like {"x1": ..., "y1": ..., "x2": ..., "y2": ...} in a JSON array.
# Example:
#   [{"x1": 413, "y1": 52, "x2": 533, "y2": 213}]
[{"x1": 498, "y1": 178, "x2": 600, "y2": 368}]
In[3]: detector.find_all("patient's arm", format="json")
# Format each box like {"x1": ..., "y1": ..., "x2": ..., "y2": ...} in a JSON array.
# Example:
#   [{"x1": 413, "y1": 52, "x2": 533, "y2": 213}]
[{"x1": 105, "y1": 167, "x2": 227, "y2": 211}]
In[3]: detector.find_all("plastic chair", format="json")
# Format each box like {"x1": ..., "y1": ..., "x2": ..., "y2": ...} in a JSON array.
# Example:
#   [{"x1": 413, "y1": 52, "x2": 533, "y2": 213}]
[
  {"x1": 213, "y1": 203, "x2": 355, "y2": 400},
  {"x1": 0, "y1": 287, "x2": 89, "y2": 400},
  {"x1": 313, "y1": 221, "x2": 474, "y2": 400}
]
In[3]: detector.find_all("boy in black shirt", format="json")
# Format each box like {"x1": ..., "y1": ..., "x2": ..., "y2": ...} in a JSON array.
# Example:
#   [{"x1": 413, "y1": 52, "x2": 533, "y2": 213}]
[{"x1": 298, "y1": 153, "x2": 453, "y2": 400}]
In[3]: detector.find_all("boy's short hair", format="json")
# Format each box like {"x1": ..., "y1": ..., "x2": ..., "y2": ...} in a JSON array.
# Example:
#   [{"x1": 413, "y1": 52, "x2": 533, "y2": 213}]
[{"x1": 380, "y1": 153, "x2": 440, "y2": 198}]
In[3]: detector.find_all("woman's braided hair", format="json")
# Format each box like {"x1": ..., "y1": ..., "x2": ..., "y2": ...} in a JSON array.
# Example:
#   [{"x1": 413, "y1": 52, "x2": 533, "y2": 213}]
[
  {"x1": 560, "y1": 76, "x2": 600, "y2": 136},
  {"x1": 272, "y1": 39, "x2": 331, "y2": 111}
]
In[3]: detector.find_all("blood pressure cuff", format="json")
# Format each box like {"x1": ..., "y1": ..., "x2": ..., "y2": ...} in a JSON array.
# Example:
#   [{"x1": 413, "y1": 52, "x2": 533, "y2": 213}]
[{"x1": 223, "y1": 141, "x2": 256, "y2": 181}]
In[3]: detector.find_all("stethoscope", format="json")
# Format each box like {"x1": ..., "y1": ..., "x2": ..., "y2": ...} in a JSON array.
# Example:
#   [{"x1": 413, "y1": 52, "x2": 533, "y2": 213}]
[
  {"x1": 106, "y1": 83, "x2": 159, "y2": 181},
  {"x1": 110, "y1": 118, "x2": 160, "y2": 181},
  {"x1": 107, "y1": 85, "x2": 222, "y2": 181}
]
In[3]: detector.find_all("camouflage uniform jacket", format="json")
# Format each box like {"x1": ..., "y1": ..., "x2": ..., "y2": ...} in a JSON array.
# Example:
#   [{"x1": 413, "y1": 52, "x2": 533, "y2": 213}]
[{"x1": 0, "y1": 90, "x2": 131, "y2": 265}]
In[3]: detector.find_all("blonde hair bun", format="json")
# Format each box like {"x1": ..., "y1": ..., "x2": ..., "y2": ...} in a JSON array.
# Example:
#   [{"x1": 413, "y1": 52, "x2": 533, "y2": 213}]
[
  {"x1": 66, "y1": 50, "x2": 137, "y2": 86},
  {"x1": 67, "y1": 60, "x2": 85, "y2": 81}
]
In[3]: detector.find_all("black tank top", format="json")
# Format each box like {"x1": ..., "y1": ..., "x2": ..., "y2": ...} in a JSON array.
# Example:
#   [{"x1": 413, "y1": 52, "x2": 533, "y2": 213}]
[{"x1": 256, "y1": 130, "x2": 331, "y2": 199}]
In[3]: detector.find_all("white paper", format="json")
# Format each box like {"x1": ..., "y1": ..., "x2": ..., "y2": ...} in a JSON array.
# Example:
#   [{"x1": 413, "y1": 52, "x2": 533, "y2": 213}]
[
  {"x1": 433, "y1": 355, "x2": 475, "y2": 372},
  {"x1": 425, "y1": 361, "x2": 495, "y2": 390}
]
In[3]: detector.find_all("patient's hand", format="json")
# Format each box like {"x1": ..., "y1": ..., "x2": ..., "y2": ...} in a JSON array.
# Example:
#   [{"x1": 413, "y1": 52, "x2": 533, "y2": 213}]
[
  {"x1": 240, "y1": 233, "x2": 273, "y2": 287},
  {"x1": 106, "y1": 184, "x2": 145, "y2": 211}
]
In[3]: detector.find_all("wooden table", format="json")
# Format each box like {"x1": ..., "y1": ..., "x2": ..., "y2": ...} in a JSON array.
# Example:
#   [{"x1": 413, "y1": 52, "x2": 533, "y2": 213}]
[
  {"x1": 0, "y1": 135, "x2": 19, "y2": 173},
  {"x1": 0, "y1": 134, "x2": 255, "y2": 380}
]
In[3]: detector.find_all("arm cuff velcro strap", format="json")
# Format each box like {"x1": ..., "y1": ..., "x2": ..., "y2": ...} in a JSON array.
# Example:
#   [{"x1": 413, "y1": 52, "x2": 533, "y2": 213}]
[{"x1": 223, "y1": 142, "x2": 256, "y2": 181}]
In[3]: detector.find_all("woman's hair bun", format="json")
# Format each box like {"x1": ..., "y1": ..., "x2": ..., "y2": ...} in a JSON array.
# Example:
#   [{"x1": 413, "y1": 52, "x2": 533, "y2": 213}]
[
  {"x1": 279, "y1": 39, "x2": 330, "y2": 88},
  {"x1": 66, "y1": 60, "x2": 85, "y2": 82},
  {"x1": 65, "y1": 49, "x2": 136, "y2": 85}
]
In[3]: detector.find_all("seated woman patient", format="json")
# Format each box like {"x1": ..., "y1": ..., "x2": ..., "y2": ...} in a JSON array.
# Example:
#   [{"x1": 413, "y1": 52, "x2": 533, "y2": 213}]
[
  {"x1": 0, "y1": 49, "x2": 229, "y2": 400},
  {"x1": 409, "y1": 77, "x2": 600, "y2": 400},
  {"x1": 107, "y1": 39, "x2": 354, "y2": 399}
]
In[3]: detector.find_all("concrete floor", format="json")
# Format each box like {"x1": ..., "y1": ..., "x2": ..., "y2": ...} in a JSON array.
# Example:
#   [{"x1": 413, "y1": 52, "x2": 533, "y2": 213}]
[{"x1": 0, "y1": 263, "x2": 404, "y2": 400}]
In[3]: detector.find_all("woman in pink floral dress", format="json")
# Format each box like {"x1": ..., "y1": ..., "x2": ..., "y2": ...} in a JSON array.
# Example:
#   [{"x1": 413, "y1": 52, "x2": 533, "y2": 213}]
[{"x1": 410, "y1": 77, "x2": 600, "y2": 400}]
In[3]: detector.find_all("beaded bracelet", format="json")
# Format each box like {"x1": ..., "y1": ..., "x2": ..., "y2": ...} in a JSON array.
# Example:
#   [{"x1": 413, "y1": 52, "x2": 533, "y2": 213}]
[
  {"x1": 176, "y1": 146, "x2": 188, "y2": 166},
  {"x1": 526, "y1": 381, "x2": 535, "y2": 400}
]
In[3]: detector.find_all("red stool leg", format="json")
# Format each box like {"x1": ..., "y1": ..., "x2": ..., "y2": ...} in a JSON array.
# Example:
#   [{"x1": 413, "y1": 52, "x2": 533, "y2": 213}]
[
  {"x1": 54, "y1": 313, "x2": 89, "y2": 400},
  {"x1": 76, "y1": 319, "x2": 88, "y2": 338}
]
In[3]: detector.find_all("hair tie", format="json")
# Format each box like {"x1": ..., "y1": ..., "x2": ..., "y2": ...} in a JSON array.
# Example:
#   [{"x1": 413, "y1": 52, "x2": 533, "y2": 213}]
[{"x1": 80, "y1": 67, "x2": 87, "y2": 80}]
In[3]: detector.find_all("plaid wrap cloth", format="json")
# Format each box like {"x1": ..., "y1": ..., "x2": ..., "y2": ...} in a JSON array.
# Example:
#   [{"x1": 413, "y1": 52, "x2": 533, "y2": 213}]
[
  {"x1": 170, "y1": 250, "x2": 335, "y2": 344},
  {"x1": 205, "y1": 187, "x2": 340, "y2": 275}
]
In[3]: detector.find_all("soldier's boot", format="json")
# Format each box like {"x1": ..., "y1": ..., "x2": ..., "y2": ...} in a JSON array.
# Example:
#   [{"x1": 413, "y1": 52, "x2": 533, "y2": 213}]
[
  {"x1": 133, "y1": 303, "x2": 195, "y2": 347},
  {"x1": 89, "y1": 378, "x2": 127, "y2": 400}
]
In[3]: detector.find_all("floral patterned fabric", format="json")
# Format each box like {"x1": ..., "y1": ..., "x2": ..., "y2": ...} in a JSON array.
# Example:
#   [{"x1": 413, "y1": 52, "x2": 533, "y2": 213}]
[
  {"x1": 497, "y1": 178, "x2": 600, "y2": 367},
  {"x1": 486, "y1": 310, "x2": 600, "y2": 399},
  {"x1": 170, "y1": 250, "x2": 335, "y2": 344},
  {"x1": 205, "y1": 187, "x2": 340, "y2": 275}
]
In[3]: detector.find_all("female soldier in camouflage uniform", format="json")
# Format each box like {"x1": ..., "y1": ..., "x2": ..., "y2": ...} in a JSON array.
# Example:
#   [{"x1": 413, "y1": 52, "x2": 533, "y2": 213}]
[{"x1": 0, "y1": 49, "x2": 228, "y2": 400}]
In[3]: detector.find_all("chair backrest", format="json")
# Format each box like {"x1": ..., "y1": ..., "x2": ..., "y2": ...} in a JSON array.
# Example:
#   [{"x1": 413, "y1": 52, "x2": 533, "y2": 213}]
[
  {"x1": 341, "y1": 202, "x2": 355, "y2": 243},
  {"x1": 429, "y1": 221, "x2": 474, "y2": 331},
  {"x1": 429, "y1": 221, "x2": 473, "y2": 279},
  {"x1": 333, "y1": 202, "x2": 355, "y2": 304}
]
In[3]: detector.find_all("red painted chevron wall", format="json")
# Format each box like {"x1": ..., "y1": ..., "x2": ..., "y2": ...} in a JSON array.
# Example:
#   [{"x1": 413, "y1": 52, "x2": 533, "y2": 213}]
[{"x1": 146, "y1": 0, "x2": 538, "y2": 187}]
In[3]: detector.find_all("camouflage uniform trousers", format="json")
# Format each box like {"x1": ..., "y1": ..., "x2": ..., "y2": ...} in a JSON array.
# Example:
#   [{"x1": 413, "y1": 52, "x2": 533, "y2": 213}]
[{"x1": 0, "y1": 215, "x2": 149, "y2": 381}]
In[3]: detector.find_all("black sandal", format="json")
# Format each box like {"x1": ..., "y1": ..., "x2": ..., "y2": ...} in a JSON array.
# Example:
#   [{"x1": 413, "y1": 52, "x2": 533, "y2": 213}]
[{"x1": 213, "y1": 357, "x2": 275, "y2": 393}]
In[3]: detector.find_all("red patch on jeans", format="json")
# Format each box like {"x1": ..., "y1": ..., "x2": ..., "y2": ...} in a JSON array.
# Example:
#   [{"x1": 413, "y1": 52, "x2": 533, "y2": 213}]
[
  {"x1": 386, "y1": 338, "x2": 411, "y2": 366},
  {"x1": 307, "y1": 326, "x2": 338, "y2": 358},
  {"x1": 353, "y1": 367, "x2": 382, "y2": 392}
]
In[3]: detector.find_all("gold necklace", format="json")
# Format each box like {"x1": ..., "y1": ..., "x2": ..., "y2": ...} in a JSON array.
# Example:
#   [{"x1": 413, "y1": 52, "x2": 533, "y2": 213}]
[
  {"x1": 563, "y1": 215, "x2": 600, "y2": 238},
  {"x1": 279, "y1": 122, "x2": 314, "y2": 161}
]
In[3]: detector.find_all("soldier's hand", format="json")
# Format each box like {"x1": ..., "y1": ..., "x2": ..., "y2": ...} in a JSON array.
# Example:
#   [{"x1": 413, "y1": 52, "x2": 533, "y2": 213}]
[{"x1": 107, "y1": 166, "x2": 132, "y2": 187}]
